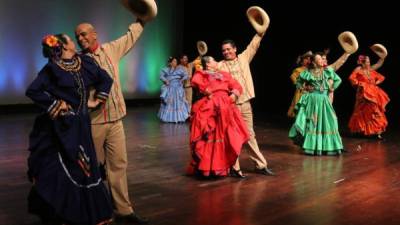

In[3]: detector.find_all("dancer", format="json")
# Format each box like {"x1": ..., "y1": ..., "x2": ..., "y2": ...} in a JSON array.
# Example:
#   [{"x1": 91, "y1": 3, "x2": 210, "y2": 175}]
[
  {"x1": 289, "y1": 52, "x2": 344, "y2": 155},
  {"x1": 158, "y1": 56, "x2": 190, "y2": 122},
  {"x1": 179, "y1": 54, "x2": 194, "y2": 109},
  {"x1": 348, "y1": 48, "x2": 389, "y2": 139},
  {"x1": 218, "y1": 6, "x2": 274, "y2": 177},
  {"x1": 26, "y1": 34, "x2": 113, "y2": 225},
  {"x1": 187, "y1": 56, "x2": 249, "y2": 177},
  {"x1": 74, "y1": 5, "x2": 154, "y2": 222},
  {"x1": 179, "y1": 41, "x2": 208, "y2": 109},
  {"x1": 287, "y1": 51, "x2": 313, "y2": 118}
]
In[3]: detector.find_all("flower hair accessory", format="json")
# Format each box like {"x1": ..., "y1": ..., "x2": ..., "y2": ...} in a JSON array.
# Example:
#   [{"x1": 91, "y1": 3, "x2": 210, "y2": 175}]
[{"x1": 42, "y1": 34, "x2": 60, "y2": 48}]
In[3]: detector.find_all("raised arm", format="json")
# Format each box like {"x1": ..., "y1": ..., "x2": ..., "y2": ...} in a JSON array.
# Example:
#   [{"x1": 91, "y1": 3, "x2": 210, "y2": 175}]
[
  {"x1": 371, "y1": 57, "x2": 385, "y2": 71},
  {"x1": 241, "y1": 33, "x2": 264, "y2": 63},
  {"x1": 329, "y1": 52, "x2": 350, "y2": 71},
  {"x1": 104, "y1": 20, "x2": 144, "y2": 61}
]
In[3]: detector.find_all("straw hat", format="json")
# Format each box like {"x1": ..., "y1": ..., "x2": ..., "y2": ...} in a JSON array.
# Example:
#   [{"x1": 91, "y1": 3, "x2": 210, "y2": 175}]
[
  {"x1": 121, "y1": 0, "x2": 157, "y2": 22},
  {"x1": 246, "y1": 6, "x2": 270, "y2": 34},
  {"x1": 370, "y1": 43, "x2": 388, "y2": 58},
  {"x1": 338, "y1": 31, "x2": 359, "y2": 54},
  {"x1": 197, "y1": 41, "x2": 208, "y2": 56},
  {"x1": 296, "y1": 50, "x2": 313, "y2": 65}
]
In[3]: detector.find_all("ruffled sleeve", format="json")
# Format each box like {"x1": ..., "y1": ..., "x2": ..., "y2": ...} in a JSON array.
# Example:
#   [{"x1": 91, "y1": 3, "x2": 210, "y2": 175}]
[
  {"x1": 191, "y1": 71, "x2": 209, "y2": 94},
  {"x1": 324, "y1": 67, "x2": 342, "y2": 90},
  {"x1": 296, "y1": 70, "x2": 312, "y2": 89},
  {"x1": 349, "y1": 68, "x2": 361, "y2": 87}
]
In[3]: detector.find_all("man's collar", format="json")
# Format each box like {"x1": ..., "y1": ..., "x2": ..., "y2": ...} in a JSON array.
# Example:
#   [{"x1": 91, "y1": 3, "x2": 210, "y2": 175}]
[{"x1": 83, "y1": 42, "x2": 100, "y2": 55}]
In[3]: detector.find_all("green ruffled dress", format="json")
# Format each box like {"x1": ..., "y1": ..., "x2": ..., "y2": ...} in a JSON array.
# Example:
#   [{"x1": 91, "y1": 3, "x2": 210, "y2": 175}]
[{"x1": 289, "y1": 67, "x2": 343, "y2": 155}]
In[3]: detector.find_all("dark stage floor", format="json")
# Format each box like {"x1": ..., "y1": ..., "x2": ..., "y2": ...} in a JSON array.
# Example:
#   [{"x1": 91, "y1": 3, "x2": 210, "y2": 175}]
[{"x1": 0, "y1": 105, "x2": 399, "y2": 225}]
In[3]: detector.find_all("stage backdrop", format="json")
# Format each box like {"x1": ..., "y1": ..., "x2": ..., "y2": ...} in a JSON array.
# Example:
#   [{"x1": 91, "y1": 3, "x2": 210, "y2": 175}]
[
  {"x1": 182, "y1": 0, "x2": 399, "y2": 121},
  {"x1": 0, "y1": 0, "x2": 182, "y2": 104}
]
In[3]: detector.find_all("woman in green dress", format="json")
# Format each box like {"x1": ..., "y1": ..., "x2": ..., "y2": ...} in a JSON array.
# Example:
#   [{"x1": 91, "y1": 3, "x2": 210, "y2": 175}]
[{"x1": 289, "y1": 52, "x2": 343, "y2": 155}]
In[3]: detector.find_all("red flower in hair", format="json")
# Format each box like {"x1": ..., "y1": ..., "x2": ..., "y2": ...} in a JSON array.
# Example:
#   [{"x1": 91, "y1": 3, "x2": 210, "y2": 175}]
[{"x1": 42, "y1": 35, "x2": 59, "y2": 47}]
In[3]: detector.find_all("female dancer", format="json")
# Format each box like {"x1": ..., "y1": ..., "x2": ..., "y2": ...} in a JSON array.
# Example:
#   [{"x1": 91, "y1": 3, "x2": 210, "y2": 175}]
[
  {"x1": 348, "y1": 54, "x2": 389, "y2": 139},
  {"x1": 26, "y1": 34, "x2": 113, "y2": 225},
  {"x1": 289, "y1": 52, "x2": 343, "y2": 155},
  {"x1": 187, "y1": 56, "x2": 249, "y2": 177},
  {"x1": 158, "y1": 56, "x2": 190, "y2": 122}
]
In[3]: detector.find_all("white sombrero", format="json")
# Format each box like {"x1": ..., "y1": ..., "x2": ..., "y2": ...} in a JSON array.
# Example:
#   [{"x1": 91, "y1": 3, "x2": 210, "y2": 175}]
[
  {"x1": 196, "y1": 41, "x2": 208, "y2": 56},
  {"x1": 338, "y1": 31, "x2": 359, "y2": 54},
  {"x1": 121, "y1": 0, "x2": 158, "y2": 22},
  {"x1": 370, "y1": 43, "x2": 388, "y2": 58},
  {"x1": 246, "y1": 6, "x2": 270, "y2": 35}
]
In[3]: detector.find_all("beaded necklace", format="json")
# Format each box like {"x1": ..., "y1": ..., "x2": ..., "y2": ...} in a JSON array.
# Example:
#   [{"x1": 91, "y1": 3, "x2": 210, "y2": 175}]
[
  {"x1": 54, "y1": 56, "x2": 86, "y2": 114},
  {"x1": 312, "y1": 68, "x2": 325, "y2": 92},
  {"x1": 54, "y1": 56, "x2": 81, "y2": 73}
]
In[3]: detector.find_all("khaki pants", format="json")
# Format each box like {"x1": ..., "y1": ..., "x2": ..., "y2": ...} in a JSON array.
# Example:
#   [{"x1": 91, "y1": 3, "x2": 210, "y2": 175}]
[
  {"x1": 234, "y1": 101, "x2": 268, "y2": 170},
  {"x1": 185, "y1": 87, "x2": 193, "y2": 109},
  {"x1": 91, "y1": 120, "x2": 133, "y2": 215}
]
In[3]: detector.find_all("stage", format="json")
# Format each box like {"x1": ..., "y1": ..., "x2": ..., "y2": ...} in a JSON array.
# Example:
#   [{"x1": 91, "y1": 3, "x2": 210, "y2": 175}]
[{"x1": 0, "y1": 105, "x2": 399, "y2": 225}]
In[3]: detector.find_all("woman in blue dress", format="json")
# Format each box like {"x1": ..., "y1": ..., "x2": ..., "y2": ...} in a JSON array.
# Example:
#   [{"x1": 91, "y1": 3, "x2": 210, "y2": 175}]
[
  {"x1": 26, "y1": 34, "x2": 113, "y2": 225},
  {"x1": 158, "y1": 56, "x2": 190, "y2": 122}
]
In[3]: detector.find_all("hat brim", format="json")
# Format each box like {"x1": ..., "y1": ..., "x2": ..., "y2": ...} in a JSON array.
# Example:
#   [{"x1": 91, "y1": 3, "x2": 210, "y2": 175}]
[
  {"x1": 121, "y1": 0, "x2": 157, "y2": 22},
  {"x1": 247, "y1": 6, "x2": 270, "y2": 34},
  {"x1": 370, "y1": 43, "x2": 388, "y2": 58},
  {"x1": 338, "y1": 31, "x2": 359, "y2": 54},
  {"x1": 197, "y1": 41, "x2": 208, "y2": 56}
]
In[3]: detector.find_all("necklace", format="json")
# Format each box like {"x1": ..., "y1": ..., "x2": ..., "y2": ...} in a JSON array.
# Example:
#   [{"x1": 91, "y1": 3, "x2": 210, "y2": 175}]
[
  {"x1": 54, "y1": 56, "x2": 82, "y2": 72},
  {"x1": 312, "y1": 68, "x2": 325, "y2": 92},
  {"x1": 362, "y1": 69, "x2": 373, "y2": 83}
]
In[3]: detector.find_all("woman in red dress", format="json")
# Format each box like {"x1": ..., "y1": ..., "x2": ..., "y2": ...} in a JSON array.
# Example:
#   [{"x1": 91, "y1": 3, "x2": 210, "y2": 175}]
[
  {"x1": 187, "y1": 56, "x2": 249, "y2": 177},
  {"x1": 348, "y1": 55, "x2": 389, "y2": 139}
]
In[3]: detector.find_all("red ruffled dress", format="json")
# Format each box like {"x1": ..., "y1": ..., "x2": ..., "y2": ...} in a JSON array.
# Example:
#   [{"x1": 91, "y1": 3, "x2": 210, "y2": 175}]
[
  {"x1": 348, "y1": 69, "x2": 390, "y2": 135},
  {"x1": 187, "y1": 70, "x2": 249, "y2": 177}
]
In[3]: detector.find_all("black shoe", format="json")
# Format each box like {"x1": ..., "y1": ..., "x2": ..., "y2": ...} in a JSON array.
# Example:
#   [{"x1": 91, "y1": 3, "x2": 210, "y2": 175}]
[
  {"x1": 114, "y1": 213, "x2": 149, "y2": 224},
  {"x1": 230, "y1": 168, "x2": 246, "y2": 178},
  {"x1": 255, "y1": 167, "x2": 275, "y2": 176}
]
